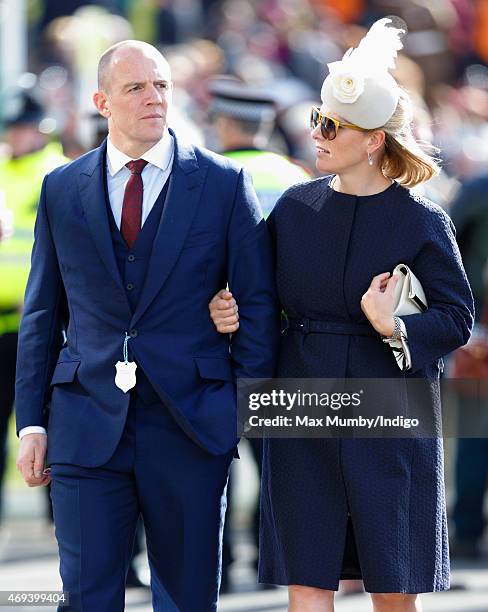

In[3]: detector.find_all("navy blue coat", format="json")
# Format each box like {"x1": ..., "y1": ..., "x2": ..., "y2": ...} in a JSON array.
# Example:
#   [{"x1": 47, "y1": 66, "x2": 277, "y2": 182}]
[
  {"x1": 259, "y1": 178, "x2": 474, "y2": 593},
  {"x1": 15, "y1": 131, "x2": 280, "y2": 466}
]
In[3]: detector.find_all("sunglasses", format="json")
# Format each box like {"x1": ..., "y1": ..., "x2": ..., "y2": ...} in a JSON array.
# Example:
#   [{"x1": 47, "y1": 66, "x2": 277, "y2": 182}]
[{"x1": 310, "y1": 107, "x2": 368, "y2": 140}]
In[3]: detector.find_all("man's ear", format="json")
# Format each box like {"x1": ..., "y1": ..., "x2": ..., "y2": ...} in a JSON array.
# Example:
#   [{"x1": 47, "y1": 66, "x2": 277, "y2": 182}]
[{"x1": 93, "y1": 91, "x2": 110, "y2": 118}]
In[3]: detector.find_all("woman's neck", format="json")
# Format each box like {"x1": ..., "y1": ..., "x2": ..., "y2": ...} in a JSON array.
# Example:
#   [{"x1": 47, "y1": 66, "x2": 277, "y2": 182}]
[{"x1": 332, "y1": 168, "x2": 393, "y2": 196}]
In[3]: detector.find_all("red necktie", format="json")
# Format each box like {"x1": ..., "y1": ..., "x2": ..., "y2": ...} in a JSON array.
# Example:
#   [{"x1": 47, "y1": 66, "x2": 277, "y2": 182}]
[{"x1": 121, "y1": 159, "x2": 148, "y2": 248}]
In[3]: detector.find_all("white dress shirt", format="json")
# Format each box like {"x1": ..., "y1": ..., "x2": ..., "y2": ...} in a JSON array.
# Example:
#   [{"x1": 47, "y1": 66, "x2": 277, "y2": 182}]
[
  {"x1": 19, "y1": 132, "x2": 175, "y2": 440},
  {"x1": 106, "y1": 130, "x2": 174, "y2": 229}
]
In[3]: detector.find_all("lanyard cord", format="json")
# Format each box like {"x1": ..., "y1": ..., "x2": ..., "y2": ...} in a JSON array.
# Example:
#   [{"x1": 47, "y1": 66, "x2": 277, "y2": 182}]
[{"x1": 123, "y1": 332, "x2": 130, "y2": 364}]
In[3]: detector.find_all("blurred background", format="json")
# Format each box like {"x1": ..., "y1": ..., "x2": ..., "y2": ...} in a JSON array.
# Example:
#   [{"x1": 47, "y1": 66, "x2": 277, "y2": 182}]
[{"x1": 1, "y1": 1, "x2": 488, "y2": 610}]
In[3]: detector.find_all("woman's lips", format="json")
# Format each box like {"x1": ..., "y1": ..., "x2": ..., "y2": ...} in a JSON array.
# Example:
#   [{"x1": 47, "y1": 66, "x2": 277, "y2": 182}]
[{"x1": 316, "y1": 146, "x2": 330, "y2": 155}]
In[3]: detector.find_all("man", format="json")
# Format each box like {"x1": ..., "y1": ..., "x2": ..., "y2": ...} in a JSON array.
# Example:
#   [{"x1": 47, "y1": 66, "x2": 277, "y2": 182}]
[{"x1": 15, "y1": 40, "x2": 279, "y2": 611}]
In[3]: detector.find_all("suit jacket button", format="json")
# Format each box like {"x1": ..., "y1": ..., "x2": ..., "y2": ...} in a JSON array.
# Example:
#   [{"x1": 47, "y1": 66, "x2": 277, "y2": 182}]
[
  {"x1": 127, "y1": 255, "x2": 135, "y2": 262},
  {"x1": 129, "y1": 329, "x2": 138, "y2": 338},
  {"x1": 126, "y1": 283, "x2": 134, "y2": 291}
]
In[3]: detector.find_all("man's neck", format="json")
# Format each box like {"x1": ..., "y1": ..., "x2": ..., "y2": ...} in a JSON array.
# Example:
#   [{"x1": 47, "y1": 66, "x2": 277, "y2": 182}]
[{"x1": 108, "y1": 132, "x2": 166, "y2": 159}]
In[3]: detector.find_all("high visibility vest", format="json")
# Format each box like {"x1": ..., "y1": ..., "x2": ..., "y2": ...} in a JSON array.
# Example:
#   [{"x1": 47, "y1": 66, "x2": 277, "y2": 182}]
[
  {"x1": 223, "y1": 150, "x2": 311, "y2": 218},
  {"x1": 0, "y1": 142, "x2": 68, "y2": 333}
]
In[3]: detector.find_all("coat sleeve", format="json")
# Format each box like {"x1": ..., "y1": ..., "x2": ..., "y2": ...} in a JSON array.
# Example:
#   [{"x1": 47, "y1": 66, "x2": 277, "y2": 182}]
[
  {"x1": 227, "y1": 168, "x2": 280, "y2": 379},
  {"x1": 15, "y1": 174, "x2": 66, "y2": 434},
  {"x1": 400, "y1": 206, "x2": 474, "y2": 373}
]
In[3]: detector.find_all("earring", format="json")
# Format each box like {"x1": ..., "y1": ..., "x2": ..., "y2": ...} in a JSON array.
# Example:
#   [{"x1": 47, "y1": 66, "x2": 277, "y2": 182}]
[{"x1": 367, "y1": 152, "x2": 374, "y2": 166}]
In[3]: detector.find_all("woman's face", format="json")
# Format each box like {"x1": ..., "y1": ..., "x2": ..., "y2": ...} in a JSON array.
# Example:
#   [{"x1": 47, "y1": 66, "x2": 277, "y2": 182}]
[{"x1": 311, "y1": 106, "x2": 373, "y2": 175}]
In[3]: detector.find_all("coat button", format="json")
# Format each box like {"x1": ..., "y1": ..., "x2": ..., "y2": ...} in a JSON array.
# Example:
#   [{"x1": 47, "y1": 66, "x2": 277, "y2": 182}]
[
  {"x1": 129, "y1": 329, "x2": 138, "y2": 338},
  {"x1": 126, "y1": 283, "x2": 134, "y2": 291},
  {"x1": 127, "y1": 255, "x2": 135, "y2": 262}
]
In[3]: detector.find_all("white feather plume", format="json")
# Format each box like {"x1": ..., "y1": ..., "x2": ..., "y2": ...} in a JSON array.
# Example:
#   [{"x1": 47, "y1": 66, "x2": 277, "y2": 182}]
[{"x1": 341, "y1": 18, "x2": 405, "y2": 74}]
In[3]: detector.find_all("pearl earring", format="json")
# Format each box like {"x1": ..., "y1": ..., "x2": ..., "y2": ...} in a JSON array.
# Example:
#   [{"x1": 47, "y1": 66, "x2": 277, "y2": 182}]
[{"x1": 367, "y1": 152, "x2": 373, "y2": 166}]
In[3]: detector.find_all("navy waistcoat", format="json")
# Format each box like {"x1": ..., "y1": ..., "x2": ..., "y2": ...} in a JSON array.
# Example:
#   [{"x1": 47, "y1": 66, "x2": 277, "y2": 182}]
[{"x1": 106, "y1": 173, "x2": 170, "y2": 403}]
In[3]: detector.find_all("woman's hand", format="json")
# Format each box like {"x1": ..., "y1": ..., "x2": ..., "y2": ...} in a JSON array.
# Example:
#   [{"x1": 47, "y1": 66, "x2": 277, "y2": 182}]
[
  {"x1": 209, "y1": 290, "x2": 239, "y2": 333},
  {"x1": 361, "y1": 272, "x2": 399, "y2": 336}
]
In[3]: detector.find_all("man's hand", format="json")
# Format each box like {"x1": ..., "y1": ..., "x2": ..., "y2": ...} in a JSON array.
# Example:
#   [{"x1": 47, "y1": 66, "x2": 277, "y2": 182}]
[
  {"x1": 361, "y1": 272, "x2": 399, "y2": 336},
  {"x1": 209, "y1": 289, "x2": 239, "y2": 333},
  {"x1": 16, "y1": 434, "x2": 51, "y2": 487}
]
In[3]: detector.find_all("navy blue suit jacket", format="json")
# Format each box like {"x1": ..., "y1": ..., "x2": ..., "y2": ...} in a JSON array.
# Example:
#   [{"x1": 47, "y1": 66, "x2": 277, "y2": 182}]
[{"x1": 15, "y1": 131, "x2": 280, "y2": 466}]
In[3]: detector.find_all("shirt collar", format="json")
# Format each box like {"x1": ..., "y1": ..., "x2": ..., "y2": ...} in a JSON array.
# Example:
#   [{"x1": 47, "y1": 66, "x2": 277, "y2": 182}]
[{"x1": 106, "y1": 130, "x2": 174, "y2": 176}]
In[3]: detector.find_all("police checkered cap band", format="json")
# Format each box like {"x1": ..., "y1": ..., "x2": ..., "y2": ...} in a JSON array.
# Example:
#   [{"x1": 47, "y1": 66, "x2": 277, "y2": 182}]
[{"x1": 209, "y1": 97, "x2": 275, "y2": 122}]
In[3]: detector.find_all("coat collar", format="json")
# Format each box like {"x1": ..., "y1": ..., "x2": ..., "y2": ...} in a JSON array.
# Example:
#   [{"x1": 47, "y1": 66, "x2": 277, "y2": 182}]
[
  {"x1": 78, "y1": 140, "x2": 125, "y2": 300},
  {"x1": 106, "y1": 131, "x2": 174, "y2": 176},
  {"x1": 131, "y1": 129, "x2": 204, "y2": 326},
  {"x1": 78, "y1": 129, "x2": 205, "y2": 324}
]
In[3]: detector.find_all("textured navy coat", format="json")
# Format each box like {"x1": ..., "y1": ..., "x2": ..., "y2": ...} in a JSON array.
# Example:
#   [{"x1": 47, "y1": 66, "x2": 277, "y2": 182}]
[{"x1": 258, "y1": 178, "x2": 474, "y2": 593}]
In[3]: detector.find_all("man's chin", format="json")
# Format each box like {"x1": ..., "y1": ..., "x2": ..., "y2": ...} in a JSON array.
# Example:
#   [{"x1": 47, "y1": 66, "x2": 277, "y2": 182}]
[
  {"x1": 132, "y1": 130, "x2": 166, "y2": 148},
  {"x1": 143, "y1": 126, "x2": 166, "y2": 141}
]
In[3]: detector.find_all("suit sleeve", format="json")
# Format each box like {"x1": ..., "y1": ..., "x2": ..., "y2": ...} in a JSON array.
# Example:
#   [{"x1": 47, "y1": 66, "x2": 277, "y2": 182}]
[
  {"x1": 15, "y1": 175, "x2": 66, "y2": 434},
  {"x1": 401, "y1": 208, "x2": 474, "y2": 373},
  {"x1": 227, "y1": 168, "x2": 280, "y2": 379},
  {"x1": 266, "y1": 204, "x2": 277, "y2": 247}
]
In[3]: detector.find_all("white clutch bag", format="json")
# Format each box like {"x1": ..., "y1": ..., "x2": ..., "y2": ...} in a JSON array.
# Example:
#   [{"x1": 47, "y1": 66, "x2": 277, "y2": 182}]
[
  {"x1": 386, "y1": 264, "x2": 428, "y2": 371},
  {"x1": 392, "y1": 263, "x2": 428, "y2": 316}
]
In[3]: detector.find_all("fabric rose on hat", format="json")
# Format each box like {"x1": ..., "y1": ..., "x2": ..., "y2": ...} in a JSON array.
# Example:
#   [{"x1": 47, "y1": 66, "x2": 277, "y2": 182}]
[{"x1": 329, "y1": 65, "x2": 365, "y2": 104}]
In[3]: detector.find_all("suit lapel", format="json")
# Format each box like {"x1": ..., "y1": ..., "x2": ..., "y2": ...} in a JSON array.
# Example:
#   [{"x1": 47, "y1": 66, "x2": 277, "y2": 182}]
[
  {"x1": 130, "y1": 132, "x2": 205, "y2": 327},
  {"x1": 78, "y1": 142, "x2": 127, "y2": 297}
]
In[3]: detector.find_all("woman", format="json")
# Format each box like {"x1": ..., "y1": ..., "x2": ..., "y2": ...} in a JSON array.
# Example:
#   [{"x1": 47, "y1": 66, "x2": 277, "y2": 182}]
[{"x1": 209, "y1": 18, "x2": 474, "y2": 612}]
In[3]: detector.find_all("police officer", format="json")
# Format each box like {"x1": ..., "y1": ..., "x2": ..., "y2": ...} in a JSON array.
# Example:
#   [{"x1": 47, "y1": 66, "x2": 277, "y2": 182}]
[
  {"x1": 208, "y1": 77, "x2": 311, "y2": 217},
  {"x1": 0, "y1": 89, "x2": 67, "y2": 521}
]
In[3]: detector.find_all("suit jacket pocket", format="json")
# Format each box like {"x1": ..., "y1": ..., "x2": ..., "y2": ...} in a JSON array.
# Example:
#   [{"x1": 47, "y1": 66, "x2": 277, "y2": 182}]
[
  {"x1": 50, "y1": 360, "x2": 81, "y2": 385},
  {"x1": 194, "y1": 356, "x2": 234, "y2": 381}
]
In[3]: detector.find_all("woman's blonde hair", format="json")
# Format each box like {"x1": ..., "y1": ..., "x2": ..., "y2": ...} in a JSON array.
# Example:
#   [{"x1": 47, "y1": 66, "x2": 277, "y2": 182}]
[{"x1": 378, "y1": 89, "x2": 440, "y2": 188}]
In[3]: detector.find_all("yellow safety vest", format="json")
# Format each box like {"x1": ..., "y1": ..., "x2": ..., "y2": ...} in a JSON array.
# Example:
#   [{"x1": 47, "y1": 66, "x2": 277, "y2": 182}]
[
  {"x1": 223, "y1": 149, "x2": 311, "y2": 217},
  {"x1": 0, "y1": 141, "x2": 68, "y2": 333}
]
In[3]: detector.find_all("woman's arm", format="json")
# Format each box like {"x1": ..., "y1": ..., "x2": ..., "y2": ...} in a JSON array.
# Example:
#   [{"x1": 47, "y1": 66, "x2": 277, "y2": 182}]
[
  {"x1": 360, "y1": 204, "x2": 474, "y2": 373},
  {"x1": 399, "y1": 209, "x2": 474, "y2": 372}
]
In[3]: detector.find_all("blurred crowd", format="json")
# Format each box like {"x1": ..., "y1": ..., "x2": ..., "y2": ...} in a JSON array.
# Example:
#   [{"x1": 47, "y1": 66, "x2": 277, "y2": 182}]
[
  {"x1": 2, "y1": 0, "x2": 488, "y2": 182},
  {"x1": 1, "y1": 0, "x2": 488, "y2": 595}
]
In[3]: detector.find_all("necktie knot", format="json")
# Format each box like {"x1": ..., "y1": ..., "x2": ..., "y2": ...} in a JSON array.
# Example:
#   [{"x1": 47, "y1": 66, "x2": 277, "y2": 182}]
[{"x1": 126, "y1": 159, "x2": 148, "y2": 175}]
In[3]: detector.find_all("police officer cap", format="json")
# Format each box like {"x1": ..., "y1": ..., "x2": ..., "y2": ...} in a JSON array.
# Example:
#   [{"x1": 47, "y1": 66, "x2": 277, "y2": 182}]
[
  {"x1": 4, "y1": 89, "x2": 44, "y2": 128},
  {"x1": 208, "y1": 77, "x2": 276, "y2": 123}
]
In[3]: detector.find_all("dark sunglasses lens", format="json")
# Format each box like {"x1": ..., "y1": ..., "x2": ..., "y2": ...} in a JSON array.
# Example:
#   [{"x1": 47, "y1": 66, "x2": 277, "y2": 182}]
[
  {"x1": 311, "y1": 109, "x2": 337, "y2": 140},
  {"x1": 322, "y1": 117, "x2": 337, "y2": 140}
]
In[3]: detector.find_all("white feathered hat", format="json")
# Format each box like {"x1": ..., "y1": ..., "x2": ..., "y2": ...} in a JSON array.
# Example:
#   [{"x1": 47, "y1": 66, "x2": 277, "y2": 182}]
[{"x1": 321, "y1": 17, "x2": 406, "y2": 129}]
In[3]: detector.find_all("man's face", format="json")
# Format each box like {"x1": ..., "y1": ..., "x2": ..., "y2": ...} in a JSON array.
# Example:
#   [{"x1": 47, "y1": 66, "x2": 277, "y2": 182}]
[{"x1": 95, "y1": 47, "x2": 173, "y2": 154}]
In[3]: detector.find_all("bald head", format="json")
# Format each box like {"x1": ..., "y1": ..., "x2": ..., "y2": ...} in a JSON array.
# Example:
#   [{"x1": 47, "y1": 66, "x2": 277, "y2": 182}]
[
  {"x1": 93, "y1": 39, "x2": 173, "y2": 158},
  {"x1": 97, "y1": 40, "x2": 171, "y2": 92}
]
